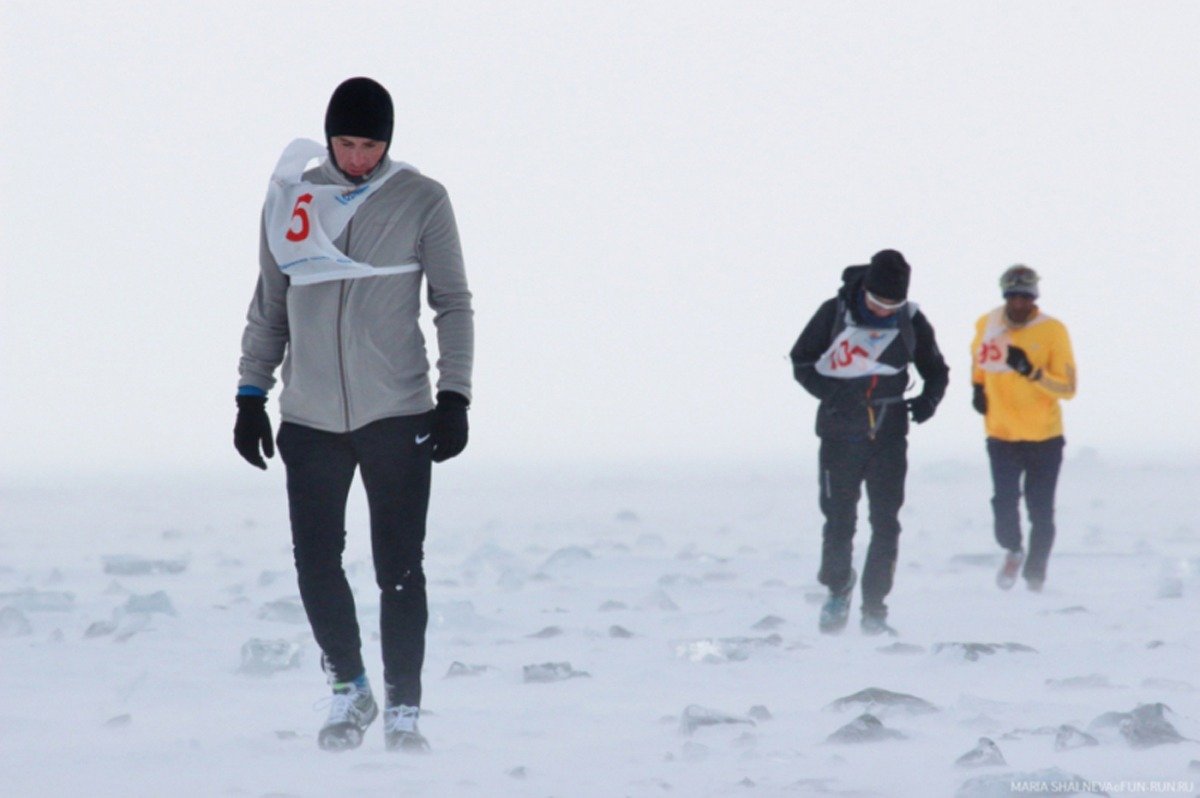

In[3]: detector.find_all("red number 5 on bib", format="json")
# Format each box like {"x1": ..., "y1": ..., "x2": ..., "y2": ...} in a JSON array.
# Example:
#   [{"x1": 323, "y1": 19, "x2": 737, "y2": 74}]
[{"x1": 285, "y1": 193, "x2": 314, "y2": 242}]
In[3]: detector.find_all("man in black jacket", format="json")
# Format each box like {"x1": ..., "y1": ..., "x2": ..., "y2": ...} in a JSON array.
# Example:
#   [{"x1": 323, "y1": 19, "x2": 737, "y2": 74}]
[{"x1": 790, "y1": 250, "x2": 948, "y2": 635}]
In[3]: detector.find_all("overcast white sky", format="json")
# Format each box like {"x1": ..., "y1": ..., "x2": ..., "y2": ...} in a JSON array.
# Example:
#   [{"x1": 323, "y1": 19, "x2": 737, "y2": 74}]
[{"x1": 2, "y1": 1, "x2": 1198, "y2": 479}]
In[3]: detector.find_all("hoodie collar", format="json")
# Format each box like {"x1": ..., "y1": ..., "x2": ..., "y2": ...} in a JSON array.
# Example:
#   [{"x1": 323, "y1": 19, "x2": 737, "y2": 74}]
[{"x1": 319, "y1": 154, "x2": 394, "y2": 187}]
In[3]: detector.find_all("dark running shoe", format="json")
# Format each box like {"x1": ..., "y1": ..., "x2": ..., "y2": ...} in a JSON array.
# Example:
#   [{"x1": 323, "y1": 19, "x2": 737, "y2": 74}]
[
  {"x1": 819, "y1": 568, "x2": 857, "y2": 635},
  {"x1": 861, "y1": 609, "x2": 898, "y2": 637}
]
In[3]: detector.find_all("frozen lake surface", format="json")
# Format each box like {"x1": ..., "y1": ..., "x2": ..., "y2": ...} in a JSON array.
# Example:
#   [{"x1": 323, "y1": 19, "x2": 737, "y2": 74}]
[{"x1": 2, "y1": 453, "x2": 1198, "y2": 797}]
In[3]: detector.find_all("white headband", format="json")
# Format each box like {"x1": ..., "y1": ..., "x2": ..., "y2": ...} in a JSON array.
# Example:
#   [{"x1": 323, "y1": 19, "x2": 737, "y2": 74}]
[{"x1": 866, "y1": 291, "x2": 907, "y2": 311}]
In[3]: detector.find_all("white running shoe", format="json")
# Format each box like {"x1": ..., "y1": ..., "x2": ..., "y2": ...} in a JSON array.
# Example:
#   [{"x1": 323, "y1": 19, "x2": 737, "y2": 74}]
[
  {"x1": 385, "y1": 705, "x2": 431, "y2": 753},
  {"x1": 317, "y1": 682, "x2": 379, "y2": 751},
  {"x1": 996, "y1": 549, "x2": 1025, "y2": 591}
]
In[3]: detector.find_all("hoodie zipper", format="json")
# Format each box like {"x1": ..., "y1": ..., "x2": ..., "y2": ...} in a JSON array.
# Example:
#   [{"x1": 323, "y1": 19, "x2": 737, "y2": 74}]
[
  {"x1": 865, "y1": 375, "x2": 879, "y2": 441},
  {"x1": 336, "y1": 218, "x2": 354, "y2": 430}
]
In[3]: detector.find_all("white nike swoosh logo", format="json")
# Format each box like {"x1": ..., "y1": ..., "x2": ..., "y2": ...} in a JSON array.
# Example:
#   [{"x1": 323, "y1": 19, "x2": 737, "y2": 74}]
[{"x1": 415, "y1": 434, "x2": 431, "y2": 445}]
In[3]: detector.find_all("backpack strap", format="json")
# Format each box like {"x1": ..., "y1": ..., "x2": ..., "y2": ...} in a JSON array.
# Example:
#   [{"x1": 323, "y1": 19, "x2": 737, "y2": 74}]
[
  {"x1": 898, "y1": 303, "x2": 917, "y2": 361},
  {"x1": 830, "y1": 297, "x2": 848, "y2": 344}
]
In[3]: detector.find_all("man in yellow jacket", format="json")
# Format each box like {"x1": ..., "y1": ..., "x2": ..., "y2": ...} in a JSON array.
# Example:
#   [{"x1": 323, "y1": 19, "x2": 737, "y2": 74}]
[{"x1": 970, "y1": 265, "x2": 1076, "y2": 592}]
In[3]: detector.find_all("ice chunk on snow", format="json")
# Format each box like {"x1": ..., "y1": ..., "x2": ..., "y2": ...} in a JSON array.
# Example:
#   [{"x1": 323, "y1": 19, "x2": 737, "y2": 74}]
[
  {"x1": 539, "y1": 546, "x2": 594, "y2": 571},
  {"x1": 0, "y1": 606, "x2": 33, "y2": 637},
  {"x1": 955, "y1": 737, "x2": 1005, "y2": 768},
  {"x1": 0, "y1": 589, "x2": 74, "y2": 612},
  {"x1": 257, "y1": 570, "x2": 290, "y2": 587},
  {"x1": 113, "y1": 613, "x2": 152, "y2": 643},
  {"x1": 429, "y1": 601, "x2": 497, "y2": 632},
  {"x1": 238, "y1": 638, "x2": 302, "y2": 675},
  {"x1": 1089, "y1": 703, "x2": 1188, "y2": 748},
  {"x1": 678, "y1": 705, "x2": 755, "y2": 735},
  {"x1": 825, "y1": 713, "x2": 906, "y2": 744},
  {"x1": 751, "y1": 615, "x2": 785, "y2": 630},
  {"x1": 1040, "y1": 605, "x2": 1088, "y2": 615},
  {"x1": 1045, "y1": 674, "x2": 1114, "y2": 690},
  {"x1": 522, "y1": 662, "x2": 589, "y2": 683},
  {"x1": 674, "y1": 544, "x2": 726, "y2": 563},
  {"x1": 1157, "y1": 558, "x2": 1189, "y2": 598},
  {"x1": 84, "y1": 618, "x2": 118, "y2": 638},
  {"x1": 1054, "y1": 725, "x2": 1099, "y2": 751},
  {"x1": 1140, "y1": 678, "x2": 1193, "y2": 693},
  {"x1": 732, "y1": 733, "x2": 756, "y2": 749},
  {"x1": 257, "y1": 598, "x2": 307, "y2": 624},
  {"x1": 635, "y1": 590, "x2": 679, "y2": 611},
  {"x1": 657, "y1": 573, "x2": 701, "y2": 587},
  {"x1": 999, "y1": 726, "x2": 1059, "y2": 741},
  {"x1": 102, "y1": 555, "x2": 187, "y2": 576},
  {"x1": 526, "y1": 625, "x2": 563, "y2": 639},
  {"x1": 123, "y1": 591, "x2": 176, "y2": 616},
  {"x1": 672, "y1": 635, "x2": 782, "y2": 664},
  {"x1": 826, "y1": 688, "x2": 939, "y2": 716},
  {"x1": 445, "y1": 662, "x2": 491, "y2": 678},
  {"x1": 933, "y1": 642, "x2": 1037, "y2": 661}
]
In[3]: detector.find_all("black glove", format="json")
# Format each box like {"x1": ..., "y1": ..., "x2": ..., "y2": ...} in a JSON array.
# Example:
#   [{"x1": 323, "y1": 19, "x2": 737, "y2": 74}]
[
  {"x1": 906, "y1": 394, "x2": 936, "y2": 424},
  {"x1": 1006, "y1": 344, "x2": 1035, "y2": 377},
  {"x1": 972, "y1": 383, "x2": 988, "y2": 415},
  {"x1": 234, "y1": 395, "x2": 274, "y2": 470},
  {"x1": 431, "y1": 391, "x2": 469, "y2": 463}
]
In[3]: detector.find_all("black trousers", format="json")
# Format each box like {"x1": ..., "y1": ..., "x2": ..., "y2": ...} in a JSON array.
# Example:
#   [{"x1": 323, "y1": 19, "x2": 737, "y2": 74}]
[
  {"x1": 987, "y1": 436, "x2": 1065, "y2": 581},
  {"x1": 277, "y1": 414, "x2": 433, "y2": 708},
  {"x1": 817, "y1": 435, "x2": 907, "y2": 613}
]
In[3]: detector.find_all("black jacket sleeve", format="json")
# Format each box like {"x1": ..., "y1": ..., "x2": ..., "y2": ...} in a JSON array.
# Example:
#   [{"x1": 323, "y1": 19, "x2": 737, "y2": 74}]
[
  {"x1": 911, "y1": 310, "x2": 950, "y2": 407},
  {"x1": 789, "y1": 299, "x2": 840, "y2": 401}
]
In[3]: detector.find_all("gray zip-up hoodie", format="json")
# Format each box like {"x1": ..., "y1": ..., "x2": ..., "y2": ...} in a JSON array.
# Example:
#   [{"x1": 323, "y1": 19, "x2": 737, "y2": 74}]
[{"x1": 238, "y1": 156, "x2": 474, "y2": 432}]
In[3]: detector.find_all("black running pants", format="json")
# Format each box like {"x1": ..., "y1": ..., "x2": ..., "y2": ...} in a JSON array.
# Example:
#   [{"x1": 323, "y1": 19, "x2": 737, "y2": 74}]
[
  {"x1": 987, "y1": 436, "x2": 1065, "y2": 581},
  {"x1": 277, "y1": 414, "x2": 432, "y2": 708},
  {"x1": 816, "y1": 435, "x2": 907, "y2": 613}
]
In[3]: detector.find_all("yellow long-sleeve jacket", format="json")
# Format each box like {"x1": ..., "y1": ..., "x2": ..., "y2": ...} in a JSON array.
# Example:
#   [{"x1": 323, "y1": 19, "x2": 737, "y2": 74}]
[{"x1": 970, "y1": 306, "x2": 1076, "y2": 442}]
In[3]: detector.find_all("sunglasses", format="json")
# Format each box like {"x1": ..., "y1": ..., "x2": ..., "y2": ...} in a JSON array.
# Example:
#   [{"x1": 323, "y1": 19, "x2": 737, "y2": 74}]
[{"x1": 1000, "y1": 267, "x2": 1038, "y2": 292}]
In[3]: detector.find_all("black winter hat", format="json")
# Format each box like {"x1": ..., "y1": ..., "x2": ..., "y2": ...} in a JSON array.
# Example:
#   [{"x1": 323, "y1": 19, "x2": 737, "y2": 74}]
[
  {"x1": 864, "y1": 249, "x2": 911, "y2": 301},
  {"x1": 324, "y1": 77, "x2": 394, "y2": 145}
]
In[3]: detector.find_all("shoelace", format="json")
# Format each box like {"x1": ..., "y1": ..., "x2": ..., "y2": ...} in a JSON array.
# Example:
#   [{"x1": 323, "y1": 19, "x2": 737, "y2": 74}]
[{"x1": 316, "y1": 691, "x2": 361, "y2": 724}]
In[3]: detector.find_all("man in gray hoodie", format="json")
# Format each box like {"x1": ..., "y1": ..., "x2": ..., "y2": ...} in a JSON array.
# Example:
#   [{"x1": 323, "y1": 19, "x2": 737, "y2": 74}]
[{"x1": 233, "y1": 77, "x2": 474, "y2": 753}]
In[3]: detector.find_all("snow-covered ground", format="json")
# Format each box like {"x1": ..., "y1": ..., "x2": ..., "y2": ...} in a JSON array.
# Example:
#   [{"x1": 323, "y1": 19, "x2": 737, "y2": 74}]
[{"x1": 2, "y1": 452, "x2": 1198, "y2": 797}]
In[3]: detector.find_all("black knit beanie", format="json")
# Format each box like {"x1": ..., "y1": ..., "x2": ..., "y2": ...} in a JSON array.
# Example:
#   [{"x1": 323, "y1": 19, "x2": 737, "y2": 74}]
[
  {"x1": 864, "y1": 249, "x2": 911, "y2": 301},
  {"x1": 324, "y1": 77, "x2": 394, "y2": 147}
]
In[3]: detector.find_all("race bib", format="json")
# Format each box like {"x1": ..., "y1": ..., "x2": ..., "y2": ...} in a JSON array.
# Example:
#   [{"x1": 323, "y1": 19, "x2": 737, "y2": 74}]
[
  {"x1": 815, "y1": 320, "x2": 904, "y2": 378},
  {"x1": 976, "y1": 308, "x2": 1052, "y2": 372},
  {"x1": 264, "y1": 138, "x2": 420, "y2": 286},
  {"x1": 975, "y1": 309, "x2": 1011, "y2": 373}
]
